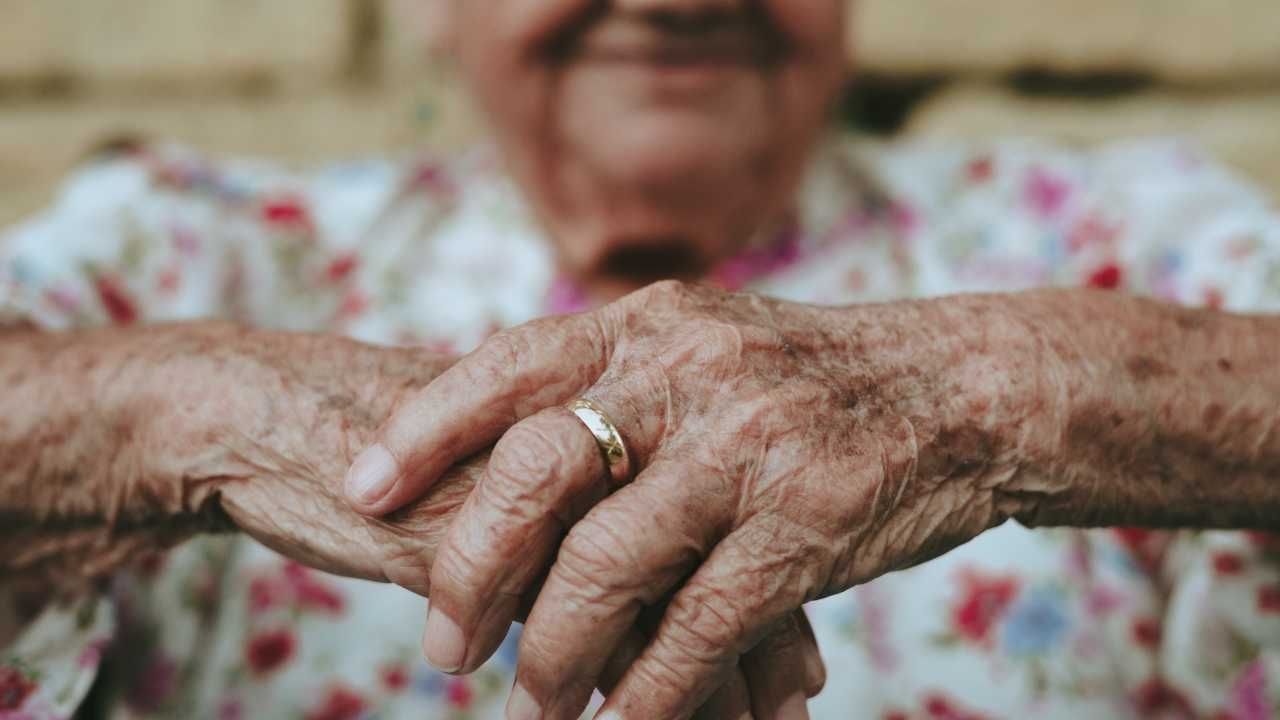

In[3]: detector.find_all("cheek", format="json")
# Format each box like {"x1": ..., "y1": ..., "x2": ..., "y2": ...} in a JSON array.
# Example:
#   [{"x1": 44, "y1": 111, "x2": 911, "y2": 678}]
[
  {"x1": 455, "y1": 0, "x2": 593, "y2": 135},
  {"x1": 767, "y1": 0, "x2": 847, "y2": 77}
]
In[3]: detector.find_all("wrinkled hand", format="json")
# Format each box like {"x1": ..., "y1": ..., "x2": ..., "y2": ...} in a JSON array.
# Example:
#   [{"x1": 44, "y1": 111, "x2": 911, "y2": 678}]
[
  {"x1": 348, "y1": 281, "x2": 1050, "y2": 719},
  {"x1": 141, "y1": 324, "x2": 806, "y2": 718},
  {"x1": 128, "y1": 326, "x2": 468, "y2": 594}
]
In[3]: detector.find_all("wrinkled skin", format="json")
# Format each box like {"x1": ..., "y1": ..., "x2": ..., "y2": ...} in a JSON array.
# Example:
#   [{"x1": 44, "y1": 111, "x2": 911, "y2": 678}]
[
  {"x1": 348, "y1": 280, "x2": 1280, "y2": 720},
  {"x1": 0, "y1": 323, "x2": 466, "y2": 594},
  {"x1": 0, "y1": 321, "x2": 821, "y2": 719},
  {"x1": 347, "y1": 282, "x2": 1052, "y2": 719}
]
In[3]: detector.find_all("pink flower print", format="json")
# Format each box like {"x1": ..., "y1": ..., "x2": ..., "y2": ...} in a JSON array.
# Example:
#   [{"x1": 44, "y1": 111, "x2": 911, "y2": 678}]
[
  {"x1": 171, "y1": 225, "x2": 202, "y2": 256},
  {"x1": 336, "y1": 290, "x2": 370, "y2": 322},
  {"x1": 1024, "y1": 167, "x2": 1072, "y2": 220},
  {"x1": 1067, "y1": 213, "x2": 1121, "y2": 254},
  {"x1": 296, "y1": 579, "x2": 345, "y2": 614},
  {"x1": 325, "y1": 254, "x2": 359, "y2": 284},
  {"x1": 966, "y1": 155, "x2": 995, "y2": 184},
  {"x1": 283, "y1": 562, "x2": 346, "y2": 615},
  {"x1": 156, "y1": 265, "x2": 182, "y2": 295},
  {"x1": 1131, "y1": 618, "x2": 1161, "y2": 649},
  {"x1": 708, "y1": 229, "x2": 803, "y2": 290},
  {"x1": 888, "y1": 201, "x2": 919, "y2": 239},
  {"x1": 262, "y1": 198, "x2": 312, "y2": 233},
  {"x1": 95, "y1": 274, "x2": 139, "y2": 325},
  {"x1": 1131, "y1": 678, "x2": 1193, "y2": 718},
  {"x1": 546, "y1": 276, "x2": 589, "y2": 315},
  {"x1": 0, "y1": 665, "x2": 36, "y2": 710},
  {"x1": 305, "y1": 686, "x2": 366, "y2": 720},
  {"x1": 248, "y1": 576, "x2": 284, "y2": 614},
  {"x1": 1211, "y1": 551, "x2": 1246, "y2": 576},
  {"x1": 949, "y1": 569, "x2": 1020, "y2": 646},
  {"x1": 43, "y1": 286, "x2": 81, "y2": 315},
  {"x1": 246, "y1": 629, "x2": 296, "y2": 676},
  {"x1": 1086, "y1": 263, "x2": 1124, "y2": 291},
  {"x1": 78, "y1": 637, "x2": 111, "y2": 668},
  {"x1": 1230, "y1": 660, "x2": 1271, "y2": 720},
  {"x1": 381, "y1": 665, "x2": 409, "y2": 693},
  {"x1": 1204, "y1": 287, "x2": 1225, "y2": 310},
  {"x1": 924, "y1": 691, "x2": 990, "y2": 720},
  {"x1": 412, "y1": 163, "x2": 456, "y2": 196},
  {"x1": 1258, "y1": 584, "x2": 1280, "y2": 614},
  {"x1": 445, "y1": 677, "x2": 473, "y2": 709},
  {"x1": 1084, "y1": 585, "x2": 1126, "y2": 617}
]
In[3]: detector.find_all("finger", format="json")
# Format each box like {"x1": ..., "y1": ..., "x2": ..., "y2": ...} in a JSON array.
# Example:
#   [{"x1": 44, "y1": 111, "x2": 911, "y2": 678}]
[
  {"x1": 693, "y1": 667, "x2": 754, "y2": 720},
  {"x1": 598, "y1": 523, "x2": 813, "y2": 720},
  {"x1": 420, "y1": 405, "x2": 607, "y2": 673},
  {"x1": 566, "y1": 620, "x2": 754, "y2": 720},
  {"x1": 740, "y1": 612, "x2": 817, "y2": 720},
  {"x1": 510, "y1": 463, "x2": 735, "y2": 720},
  {"x1": 344, "y1": 313, "x2": 610, "y2": 515},
  {"x1": 794, "y1": 608, "x2": 827, "y2": 698}
]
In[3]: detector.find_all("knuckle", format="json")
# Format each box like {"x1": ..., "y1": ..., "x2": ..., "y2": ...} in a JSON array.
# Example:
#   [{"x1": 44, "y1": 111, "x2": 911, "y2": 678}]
[
  {"x1": 470, "y1": 328, "x2": 527, "y2": 386},
  {"x1": 663, "y1": 595, "x2": 746, "y2": 664},
  {"x1": 646, "y1": 278, "x2": 690, "y2": 301},
  {"x1": 629, "y1": 654, "x2": 702, "y2": 706},
  {"x1": 488, "y1": 421, "x2": 567, "y2": 495},
  {"x1": 556, "y1": 515, "x2": 643, "y2": 595},
  {"x1": 430, "y1": 533, "x2": 486, "y2": 599}
]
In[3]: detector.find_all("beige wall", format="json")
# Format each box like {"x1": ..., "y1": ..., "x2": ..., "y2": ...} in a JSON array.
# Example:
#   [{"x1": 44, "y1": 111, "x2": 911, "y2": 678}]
[{"x1": 2, "y1": 0, "x2": 1278, "y2": 226}]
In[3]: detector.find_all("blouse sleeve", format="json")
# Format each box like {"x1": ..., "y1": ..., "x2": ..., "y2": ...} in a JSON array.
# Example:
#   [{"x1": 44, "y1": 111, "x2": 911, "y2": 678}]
[
  {"x1": 0, "y1": 144, "x2": 417, "y2": 335},
  {"x1": 0, "y1": 144, "x2": 413, "y2": 719},
  {"x1": 882, "y1": 137, "x2": 1280, "y2": 313}
]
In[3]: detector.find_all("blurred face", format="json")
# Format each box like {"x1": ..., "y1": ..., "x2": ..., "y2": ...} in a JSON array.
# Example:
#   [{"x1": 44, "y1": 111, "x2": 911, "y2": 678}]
[{"x1": 452, "y1": 0, "x2": 846, "y2": 291}]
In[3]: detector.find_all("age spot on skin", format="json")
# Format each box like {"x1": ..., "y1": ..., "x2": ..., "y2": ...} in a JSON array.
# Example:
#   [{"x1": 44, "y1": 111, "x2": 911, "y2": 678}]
[
  {"x1": 1126, "y1": 355, "x2": 1175, "y2": 382},
  {"x1": 1217, "y1": 358, "x2": 1234, "y2": 372},
  {"x1": 1203, "y1": 403, "x2": 1225, "y2": 429},
  {"x1": 1174, "y1": 309, "x2": 1208, "y2": 332}
]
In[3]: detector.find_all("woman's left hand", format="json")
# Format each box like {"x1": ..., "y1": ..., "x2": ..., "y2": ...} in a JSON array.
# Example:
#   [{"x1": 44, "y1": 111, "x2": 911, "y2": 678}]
[{"x1": 345, "y1": 281, "x2": 1058, "y2": 720}]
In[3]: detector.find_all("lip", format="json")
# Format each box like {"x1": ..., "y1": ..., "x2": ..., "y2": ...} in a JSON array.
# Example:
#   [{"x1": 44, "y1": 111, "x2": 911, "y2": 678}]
[{"x1": 568, "y1": 20, "x2": 781, "y2": 71}]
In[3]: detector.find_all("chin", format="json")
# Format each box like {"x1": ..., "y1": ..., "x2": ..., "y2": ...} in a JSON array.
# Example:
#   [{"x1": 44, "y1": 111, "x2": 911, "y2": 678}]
[
  {"x1": 578, "y1": 114, "x2": 781, "y2": 220},
  {"x1": 612, "y1": 120, "x2": 763, "y2": 189}
]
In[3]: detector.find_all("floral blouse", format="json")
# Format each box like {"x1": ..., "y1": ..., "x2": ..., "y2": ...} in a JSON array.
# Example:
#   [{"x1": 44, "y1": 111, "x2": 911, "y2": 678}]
[{"x1": 2, "y1": 135, "x2": 1279, "y2": 720}]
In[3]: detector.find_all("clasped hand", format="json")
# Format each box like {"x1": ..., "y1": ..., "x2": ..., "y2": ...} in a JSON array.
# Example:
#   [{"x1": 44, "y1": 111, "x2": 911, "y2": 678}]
[{"x1": 346, "y1": 281, "x2": 1044, "y2": 720}]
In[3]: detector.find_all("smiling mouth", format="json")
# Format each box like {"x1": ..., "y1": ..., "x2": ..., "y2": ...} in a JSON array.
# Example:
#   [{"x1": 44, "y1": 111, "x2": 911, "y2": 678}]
[{"x1": 548, "y1": 9, "x2": 785, "y2": 71}]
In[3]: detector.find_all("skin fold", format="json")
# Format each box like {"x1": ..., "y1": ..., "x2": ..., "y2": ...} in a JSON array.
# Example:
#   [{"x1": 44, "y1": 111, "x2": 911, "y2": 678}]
[
  {"x1": 0, "y1": 321, "x2": 821, "y2": 719},
  {"x1": 350, "y1": 283, "x2": 1280, "y2": 720}
]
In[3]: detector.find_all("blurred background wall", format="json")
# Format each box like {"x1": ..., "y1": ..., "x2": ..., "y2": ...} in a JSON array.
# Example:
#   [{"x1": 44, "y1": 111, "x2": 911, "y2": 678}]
[{"x1": 2, "y1": 0, "x2": 1278, "y2": 227}]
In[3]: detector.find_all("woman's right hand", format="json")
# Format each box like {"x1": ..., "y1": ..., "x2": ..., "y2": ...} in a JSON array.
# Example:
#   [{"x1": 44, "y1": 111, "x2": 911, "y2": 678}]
[{"x1": 116, "y1": 322, "x2": 469, "y2": 594}]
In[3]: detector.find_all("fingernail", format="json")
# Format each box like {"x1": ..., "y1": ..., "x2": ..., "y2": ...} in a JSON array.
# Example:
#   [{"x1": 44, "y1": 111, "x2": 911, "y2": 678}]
[
  {"x1": 423, "y1": 608, "x2": 467, "y2": 673},
  {"x1": 777, "y1": 691, "x2": 810, "y2": 720},
  {"x1": 595, "y1": 711, "x2": 622, "y2": 720},
  {"x1": 345, "y1": 444, "x2": 398, "y2": 505},
  {"x1": 803, "y1": 649, "x2": 826, "y2": 695},
  {"x1": 506, "y1": 683, "x2": 542, "y2": 720}
]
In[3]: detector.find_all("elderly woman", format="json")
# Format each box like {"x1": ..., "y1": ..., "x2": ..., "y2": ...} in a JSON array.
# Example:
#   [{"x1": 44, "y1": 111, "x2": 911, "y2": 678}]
[{"x1": 3, "y1": 0, "x2": 1279, "y2": 718}]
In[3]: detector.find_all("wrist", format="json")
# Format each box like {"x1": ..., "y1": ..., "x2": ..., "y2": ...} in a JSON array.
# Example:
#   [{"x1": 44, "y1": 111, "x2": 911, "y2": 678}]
[{"x1": 880, "y1": 293, "x2": 1079, "y2": 529}]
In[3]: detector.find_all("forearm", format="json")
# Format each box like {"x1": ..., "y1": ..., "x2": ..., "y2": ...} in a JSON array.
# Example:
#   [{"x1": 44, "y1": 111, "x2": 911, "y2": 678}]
[
  {"x1": 1002, "y1": 290, "x2": 1280, "y2": 530},
  {"x1": 0, "y1": 321, "x2": 468, "y2": 590}
]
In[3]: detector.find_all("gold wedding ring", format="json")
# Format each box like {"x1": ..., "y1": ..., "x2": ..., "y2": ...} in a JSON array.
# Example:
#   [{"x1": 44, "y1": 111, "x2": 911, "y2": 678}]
[{"x1": 570, "y1": 398, "x2": 633, "y2": 485}]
